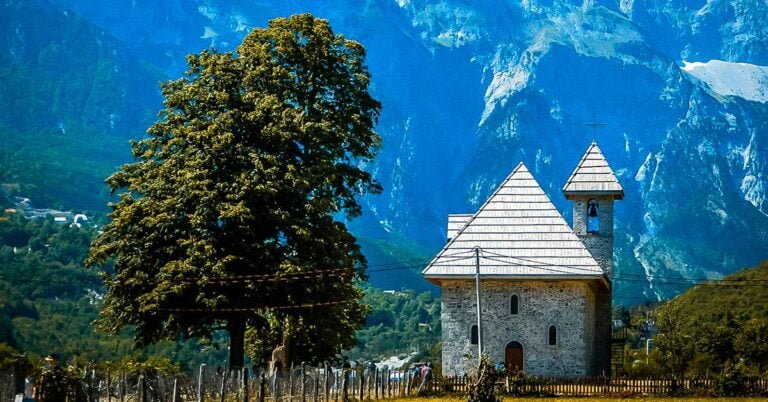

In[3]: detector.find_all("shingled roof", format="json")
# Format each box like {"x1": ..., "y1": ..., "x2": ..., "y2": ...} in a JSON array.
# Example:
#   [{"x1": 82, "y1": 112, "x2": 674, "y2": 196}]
[
  {"x1": 422, "y1": 163, "x2": 604, "y2": 282},
  {"x1": 562, "y1": 142, "x2": 624, "y2": 199}
]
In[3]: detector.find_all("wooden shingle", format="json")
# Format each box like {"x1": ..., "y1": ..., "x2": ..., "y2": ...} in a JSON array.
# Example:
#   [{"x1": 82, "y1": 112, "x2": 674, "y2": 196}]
[
  {"x1": 422, "y1": 163, "x2": 604, "y2": 281},
  {"x1": 562, "y1": 142, "x2": 624, "y2": 199}
]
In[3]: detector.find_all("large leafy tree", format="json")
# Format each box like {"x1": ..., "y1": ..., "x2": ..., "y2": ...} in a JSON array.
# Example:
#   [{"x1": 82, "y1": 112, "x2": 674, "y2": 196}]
[{"x1": 87, "y1": 14, "x2": 381, "y2": 369}]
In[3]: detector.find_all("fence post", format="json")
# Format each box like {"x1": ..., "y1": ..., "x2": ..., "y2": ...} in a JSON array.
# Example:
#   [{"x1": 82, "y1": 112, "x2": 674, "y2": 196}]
[
  {"x1": 90, "y1": 369, "x2": 97, "y2": 402},
  {"x1": 197, "y1": 364, "x2": 206, "y2": 402},
  {"x1": 137, "y1": 374, "x2": 145, "y2": 402},
  {"x1": 341, "y1": 367, "x2": 348, "y2": 402},
  {"x1": 385, "y1": 369, "x2": 389, "y2": 398},
  {"x1": 242, "y1": 368, "x2": 249, "y2": 402},
  {"x1": 106, "y1": 370, "x2": 112, "y2": 402},
  {"x1": 395, "y1": 370, "x2": 399, "y2": 397},
  {"x1": 359, "y1": 367, "x2": 364, "y2": 400},
  {"x1": 219, "y1": 370, "x2": 228, "y2": 402},
  {"x1": 274, "y1": 371, "x2": 281, "y2": 401},
  {"x1": 323, "y1": 363, "x2": 330, "y2": 402},
  {"x1": 301, "y1": 363, "x2": 306, "y2": 402},
  {"x1": 288, "y1": 362, "x2": 293, "y2": 401},
  {"x1": 313, "y1": 366, "x2": 319, "y2": 402},
  {"x1": 334, "y1": 370, "x2": 339, "y2": 402},
  {"x1": 259, "y1": 373, "x2": 266, "y2": 402},
  {"x1": 406, "y1": 370, "x2": 411, "y2": 396},
  {"x1": 119, "y1": 372, "x2": 125, "y2": 402},
  {"x1": 169, "y1": 377, "x2": 177, "y2": 402}
]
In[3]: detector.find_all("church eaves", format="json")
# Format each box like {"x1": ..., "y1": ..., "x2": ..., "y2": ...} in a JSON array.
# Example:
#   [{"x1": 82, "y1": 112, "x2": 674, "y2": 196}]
[
  {"x1": 422, "y1": 163, "x2": 604, "y2": 281},
  {"x1": 562, "y1": 142, "x2": 624, "y2": 199}
]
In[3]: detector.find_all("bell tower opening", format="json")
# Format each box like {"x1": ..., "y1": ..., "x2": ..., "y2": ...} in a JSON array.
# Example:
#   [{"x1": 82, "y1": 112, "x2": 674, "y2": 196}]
[{"x1": 587, "y1": 199, "x2": 599, "y2": 234}]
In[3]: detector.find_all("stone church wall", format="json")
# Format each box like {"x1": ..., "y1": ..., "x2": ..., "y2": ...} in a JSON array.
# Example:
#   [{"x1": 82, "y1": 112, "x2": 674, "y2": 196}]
[
  {"x1": 441, "y1": 279, "x2": 592, "y2": 376},
  {"x1": 571, "y1": 195, "x2": 614, "y2": 278}
]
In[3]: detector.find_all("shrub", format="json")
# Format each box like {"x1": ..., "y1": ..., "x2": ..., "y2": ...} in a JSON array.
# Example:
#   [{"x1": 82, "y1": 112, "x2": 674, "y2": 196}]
[{"x1": 466, "y1": 354, "x2": 501, "y2": 402}]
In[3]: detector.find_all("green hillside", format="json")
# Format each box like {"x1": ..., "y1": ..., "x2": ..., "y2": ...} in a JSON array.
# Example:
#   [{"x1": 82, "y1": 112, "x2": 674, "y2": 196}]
[
  {"x1": 0, "y1": 0, "x2": 163, "y2": 211},
  {"x1": 0, "y1": 211, "x2": 441, "y2": 368},
  {"x1": 653, "y1": 260, "x2": 768, "y2": 377},
  {"x1": 0, "y1": 212, "x2": 244, "y2": 368}
]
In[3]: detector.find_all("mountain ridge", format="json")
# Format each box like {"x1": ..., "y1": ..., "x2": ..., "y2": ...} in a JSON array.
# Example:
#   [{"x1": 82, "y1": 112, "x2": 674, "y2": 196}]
[{"x1": 4, "y1": 0, "x2": 768, "y2": 304}]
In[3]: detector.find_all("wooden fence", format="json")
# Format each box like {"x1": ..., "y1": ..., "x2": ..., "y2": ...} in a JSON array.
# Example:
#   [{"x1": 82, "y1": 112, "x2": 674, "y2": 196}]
[
  {"x1": 3, "y1": 367, "x2": 768, "y2": 401},
  {"x1": 438, "y1": 375, "x2": 768, "y2": 397}
]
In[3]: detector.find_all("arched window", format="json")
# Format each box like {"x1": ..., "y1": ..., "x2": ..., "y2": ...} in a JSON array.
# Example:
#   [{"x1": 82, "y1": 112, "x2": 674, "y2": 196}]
[
  {"x1": 548, "y1": 326, "x2": 557, "y2": 346},
  {"x1": 471, "y1": 325, "x2": 479, "y2": 345},
  {"x1": 587, "y1": 199, "x2": 600, "y2": 234},
  {"x1": 510, "y1": 295, "x2": 519, "y2": 315}
]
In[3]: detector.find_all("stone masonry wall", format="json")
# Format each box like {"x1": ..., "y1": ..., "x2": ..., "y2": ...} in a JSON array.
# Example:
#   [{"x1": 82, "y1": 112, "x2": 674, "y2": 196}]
[
  {"x1": 592, "y1": 281, "x2": 613, "y2": 376},
  {"x1": 441, "y1": 280, "x2": 592, "y2": 376},
  {"x1": 572, "y1": 195, "x2": 614, "y2": 278},
  {"x1": 572, "y1": 195, "x2": 615, "y2": 375}
]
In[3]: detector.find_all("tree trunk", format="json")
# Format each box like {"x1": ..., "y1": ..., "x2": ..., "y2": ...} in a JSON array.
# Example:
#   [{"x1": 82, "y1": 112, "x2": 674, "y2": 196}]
[
  {"x1": 228, "y1": 317, "x2": 246, "y2": 370},
  {"x1": 283, "y1": 317, "x2": 294, "y2": 371}
]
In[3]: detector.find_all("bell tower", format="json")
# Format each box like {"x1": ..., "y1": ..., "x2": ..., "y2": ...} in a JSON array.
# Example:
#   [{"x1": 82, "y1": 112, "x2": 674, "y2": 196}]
[{"x1": 562, "y1": 141, "x2": 624, "y2": 279}]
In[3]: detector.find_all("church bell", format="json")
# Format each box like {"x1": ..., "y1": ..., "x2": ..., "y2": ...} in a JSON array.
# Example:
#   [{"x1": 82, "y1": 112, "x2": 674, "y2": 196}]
[{"x1": 588, "y1": 203, "x2": 598, "y2": 217}]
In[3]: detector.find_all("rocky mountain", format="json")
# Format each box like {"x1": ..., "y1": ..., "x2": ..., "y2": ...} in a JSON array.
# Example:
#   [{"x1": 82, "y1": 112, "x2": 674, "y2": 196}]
[
  {"x1": 7, "y1": 0, "x2": 768, "y2": 304},
  {"x1": 0, "y1": 0, "x2": 163, "y2": 209}
]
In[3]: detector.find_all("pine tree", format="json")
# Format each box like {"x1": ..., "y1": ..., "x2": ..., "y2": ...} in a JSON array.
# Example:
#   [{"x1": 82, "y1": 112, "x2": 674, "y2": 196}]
[{"x1": 87, "y1": 13, "x2": 381, "y2": 369}]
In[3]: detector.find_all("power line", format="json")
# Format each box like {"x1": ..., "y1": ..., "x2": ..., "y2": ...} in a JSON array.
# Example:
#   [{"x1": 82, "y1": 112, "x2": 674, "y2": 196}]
[
  {"x1": 476, "y1": 249, "x2": 768, "y2": 287},
  {"x1": 0, "y1": 274, "x2": 102, "y2": 286},
  {"x1": 0, "y1": 252, "x2": 472, "y2": 286},
  {"x1": 1, "y1": 247, "x2": 765, "y2": 289},
  {"x1": 478, "y1": 249, "x2": 603, "y2": 275},
  {"x1": 159, "y1": 299, "x2": 351, "y2": 312},
  {"x1": 479, "y1": 255, "x2": 586, "y2": 276}
]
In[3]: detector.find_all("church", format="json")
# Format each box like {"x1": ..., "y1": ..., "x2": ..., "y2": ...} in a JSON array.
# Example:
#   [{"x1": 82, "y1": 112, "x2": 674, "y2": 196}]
[{"x1": 422, "y1": 142, "x2": 623, "y2": 377}]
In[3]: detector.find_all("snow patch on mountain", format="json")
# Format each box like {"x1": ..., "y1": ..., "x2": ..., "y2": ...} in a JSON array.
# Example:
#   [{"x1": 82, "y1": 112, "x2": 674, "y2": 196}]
[
  {"x1": 198, "y1": 5, "x2": 217, "y2": 20},
  {"x1": 682, "y1": 60, "x2": 768, "y2": 103},
  {"x1": 482, "y1": 65, "x2": 533, "y2": 125},
  {"x1": 397, "y1": 1, "x2": 482, "y2": 48},
  {"x1": 547, "y1": 7, "x2": 643, "y2": 62},
  {"x1": 479, "y1": 6, "x2": 644, "y2": 125},
  {"x1": 619, "y1": 0, "x2": 633, "y2": 17}
]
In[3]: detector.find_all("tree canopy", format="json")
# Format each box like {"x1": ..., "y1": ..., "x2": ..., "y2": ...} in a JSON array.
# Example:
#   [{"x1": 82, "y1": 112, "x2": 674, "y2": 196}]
[
  {"x1": 653, "y1": 260, "x2": 768, "y2": 377},
  {"x1": 88, "y1": 13, "x2": 382, "y2": 369}
]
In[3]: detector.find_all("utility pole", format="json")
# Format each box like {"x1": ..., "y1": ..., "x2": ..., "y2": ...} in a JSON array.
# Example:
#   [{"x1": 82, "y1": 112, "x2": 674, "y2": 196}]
[{"x1": 474, "y1": 246, "x2": 483, "y2": 362}]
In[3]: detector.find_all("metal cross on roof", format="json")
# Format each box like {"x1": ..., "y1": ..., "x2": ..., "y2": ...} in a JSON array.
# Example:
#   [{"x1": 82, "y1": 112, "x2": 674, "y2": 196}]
[{"x1": 582, "y1": 113, "x2": 607, "y2": 140}]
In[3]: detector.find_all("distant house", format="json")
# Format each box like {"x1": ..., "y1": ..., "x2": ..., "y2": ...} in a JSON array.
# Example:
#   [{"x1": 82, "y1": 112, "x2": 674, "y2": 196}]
[
  {"x1": 423, "y1": 142, "x2": 623, "y2": 377},
  {"x1": 53, "y1": 216, "x2": 68, "y2": 224},
  {"x1": 71, "y1": 213, "x2": 88, "y2": 228}
]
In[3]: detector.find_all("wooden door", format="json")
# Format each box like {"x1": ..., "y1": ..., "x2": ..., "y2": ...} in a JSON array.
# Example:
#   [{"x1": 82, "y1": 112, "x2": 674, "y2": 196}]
[{"x1": 505, "y1": 341, "x2": 523, "y2": 373}]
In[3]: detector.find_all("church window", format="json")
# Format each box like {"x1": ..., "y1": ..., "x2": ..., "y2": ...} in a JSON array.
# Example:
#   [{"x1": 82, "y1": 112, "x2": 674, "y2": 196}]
[
  {"x1": 510, "y1": 295, "x2": 519, "y2": 315},
  {"x1": 548, "y1": 326, "x2": 557, "y2": 346},
  {"x1": 587, "y1": 199, "x2": 599, "y2": 234},
  {"x1": 471, "y1": 325, "x2": 479, "y2": 345}
]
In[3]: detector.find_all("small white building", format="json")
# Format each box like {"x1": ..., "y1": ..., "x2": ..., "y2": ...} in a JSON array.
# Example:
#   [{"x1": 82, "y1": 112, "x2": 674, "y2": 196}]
[{"x1": 423, "y1": 142, "x2": 623, "y2": 377}]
